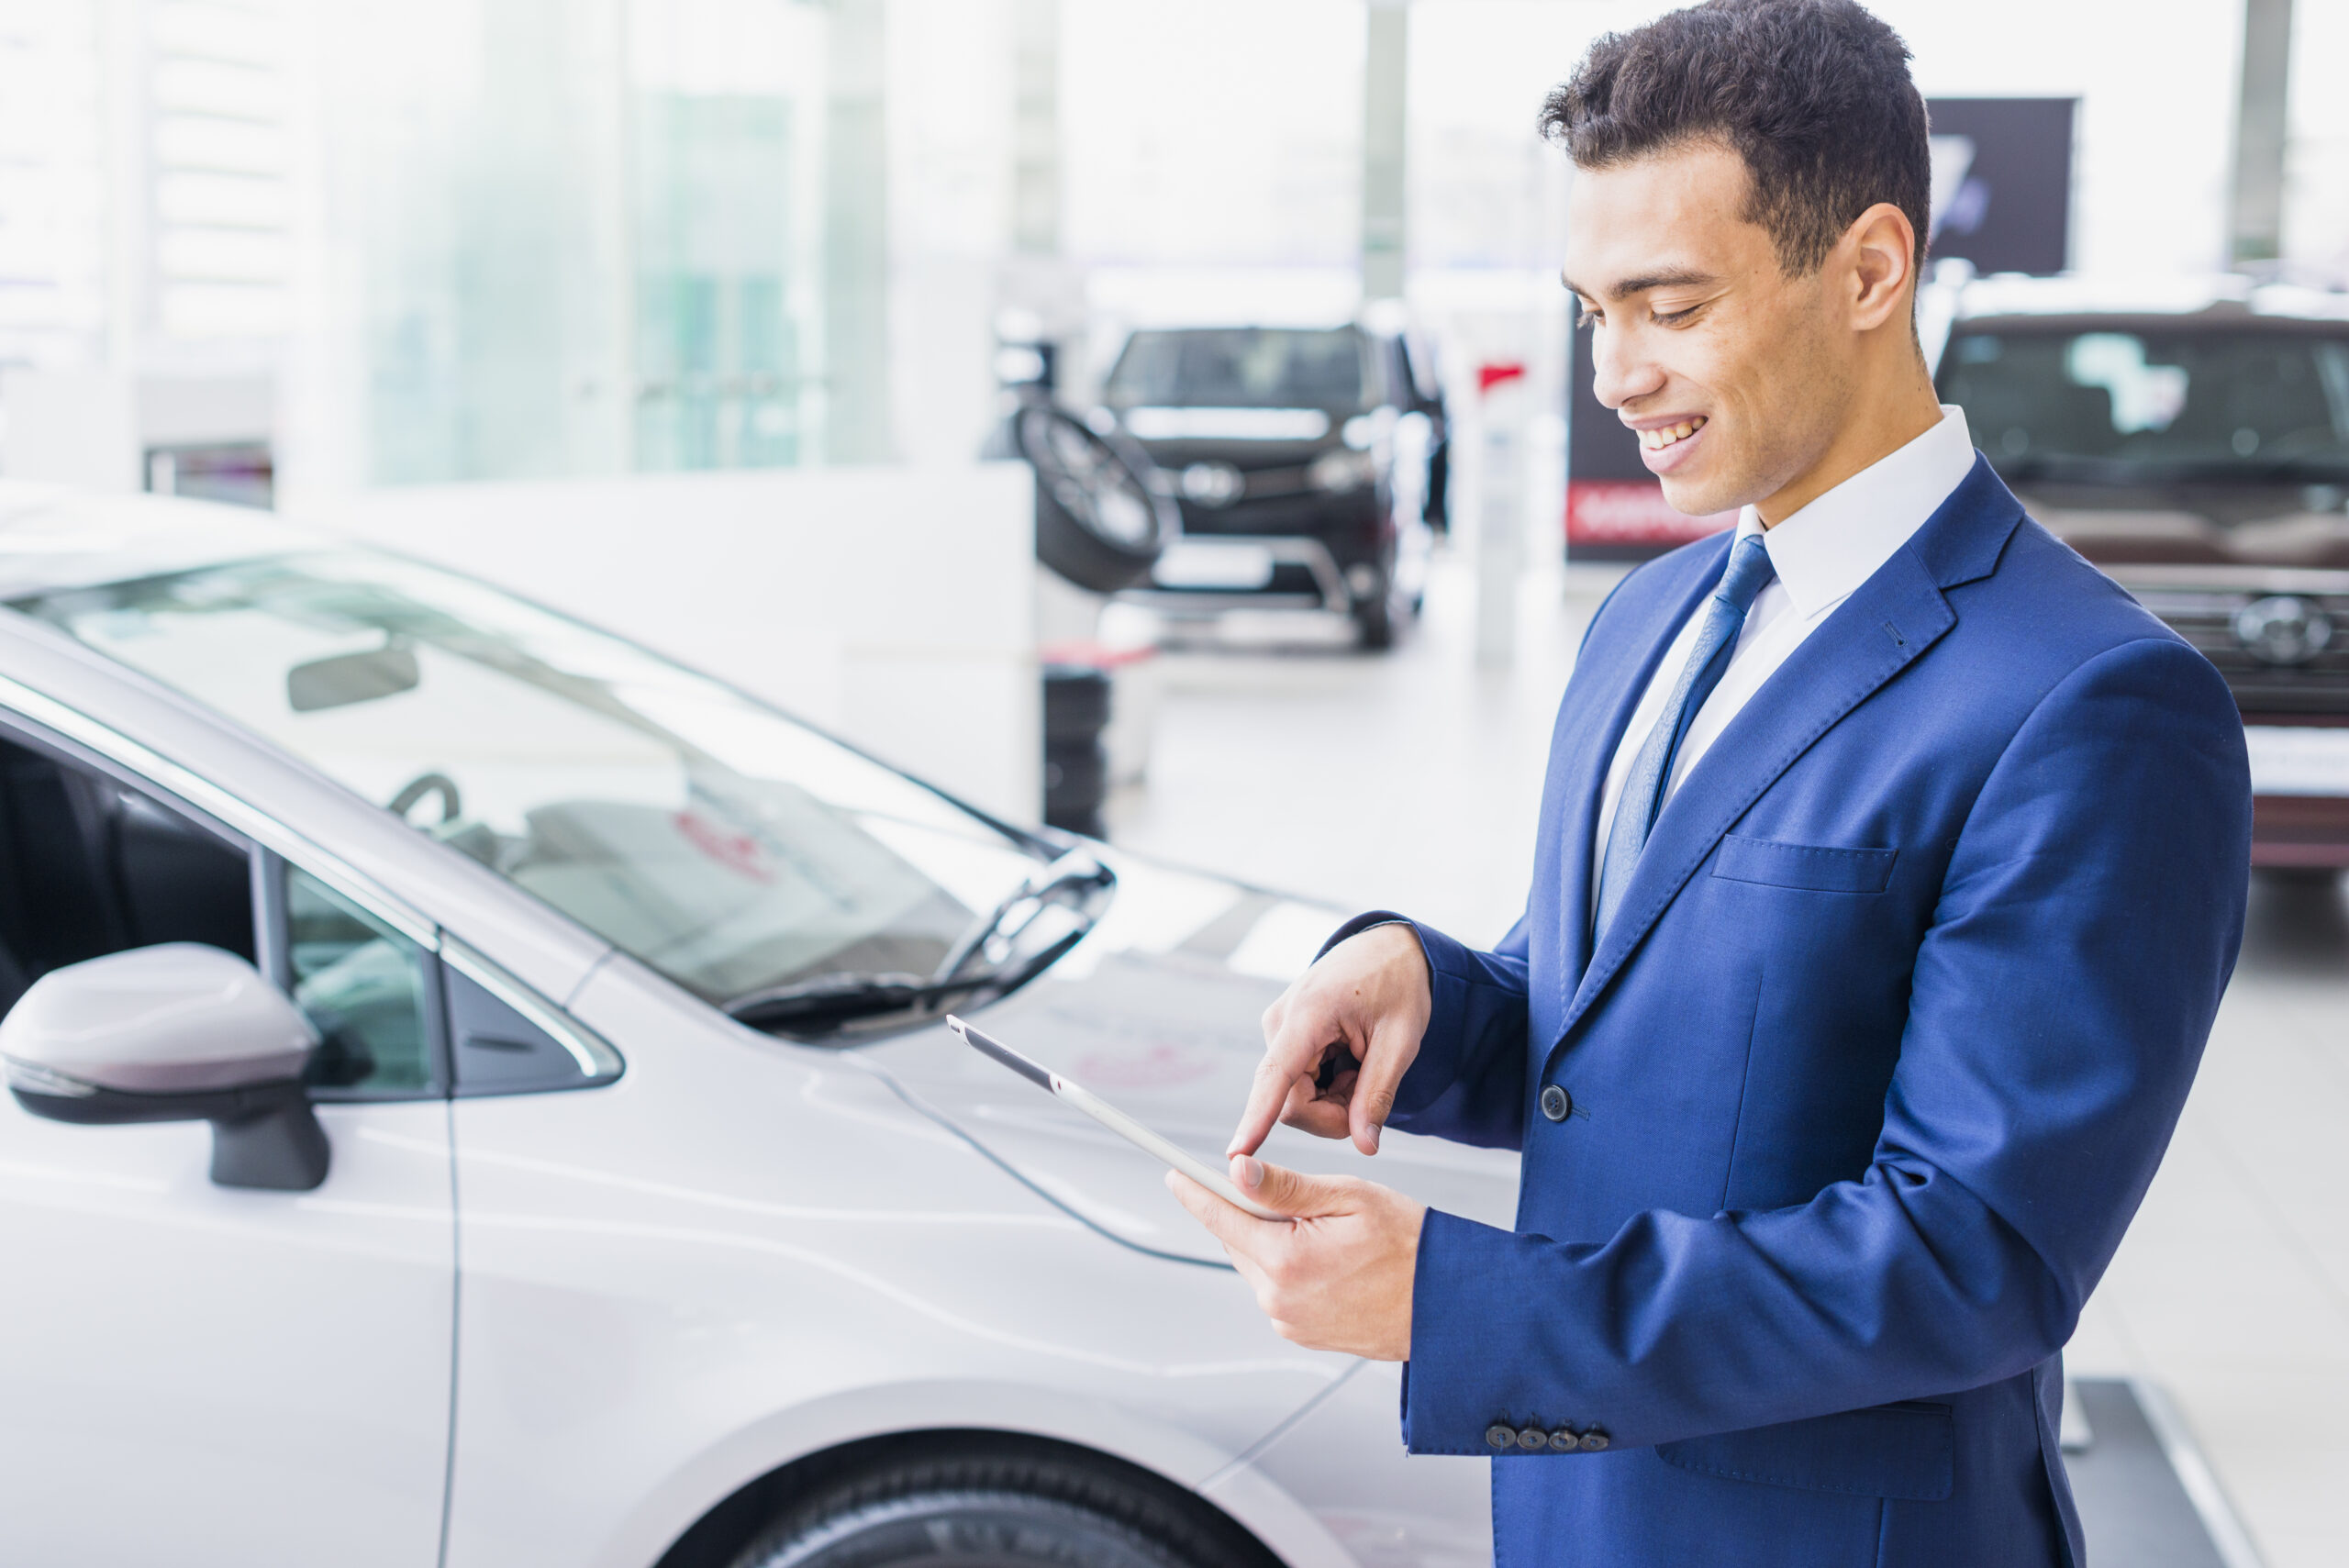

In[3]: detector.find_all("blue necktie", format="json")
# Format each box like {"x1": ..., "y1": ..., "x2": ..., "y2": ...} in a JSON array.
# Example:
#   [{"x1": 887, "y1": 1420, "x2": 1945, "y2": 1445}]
[{"x1": 1592, "y1": 531, "x2": 1777, "y2": 941}]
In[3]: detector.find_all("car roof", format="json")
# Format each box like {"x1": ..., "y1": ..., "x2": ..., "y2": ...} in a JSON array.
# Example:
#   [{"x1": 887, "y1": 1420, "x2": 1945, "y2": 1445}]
[
  {"x1": 0, "y1": 483, "x2": 317, "y2": 602},
  {"x1": 1123, "y1": 322, "x2": 1370, "y2": 337},
  {"x1": 1950, "y1": 273, "x2": 2349, "y2": 327}
]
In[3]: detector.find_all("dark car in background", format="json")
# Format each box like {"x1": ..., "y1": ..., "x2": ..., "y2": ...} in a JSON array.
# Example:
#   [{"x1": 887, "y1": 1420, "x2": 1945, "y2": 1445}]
[
  {"x1": 1934, "y1": 278, "x2": 2349, "y2": 868},
  {"x1": 1096, "y1": 322, "x2": 1442, "y2": 648},
  {"x1": 1562, "y1": 274, "x2": 2349, "y2": 869}
]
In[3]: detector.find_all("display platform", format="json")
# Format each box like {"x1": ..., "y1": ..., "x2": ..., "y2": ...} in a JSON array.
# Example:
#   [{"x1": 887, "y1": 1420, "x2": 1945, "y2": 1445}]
[{"x1": 2068, "y1": 1379, "x2": 2263, "y2": 1568}]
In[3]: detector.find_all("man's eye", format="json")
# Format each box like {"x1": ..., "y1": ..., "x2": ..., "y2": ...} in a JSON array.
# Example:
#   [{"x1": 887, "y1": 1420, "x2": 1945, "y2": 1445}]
[
  {"x1": 1653, "y1": 305, "x2": 1700, "y2": 326},
  {"x1": 1576, "y1": 309, "x2": 1601, "y2": 329}
]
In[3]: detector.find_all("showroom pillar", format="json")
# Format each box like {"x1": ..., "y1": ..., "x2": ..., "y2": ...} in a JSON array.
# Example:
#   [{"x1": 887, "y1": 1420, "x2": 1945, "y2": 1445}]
[
  {"x1": 1010, "y1": 0, "x2": 1059, "y2": 259},
  {"x1": 2228, "y1": 0, "x2": 2293, "y2": 265},
  {"x1": 999, "y1": 0, "x2": 1083, "y2": 410},
  {"x1": 1362, "y1": 0, "x2": 1408, "y2": 301},
  {"x1": 827, "y1": 0, "x2": 893, "y2": 463}
]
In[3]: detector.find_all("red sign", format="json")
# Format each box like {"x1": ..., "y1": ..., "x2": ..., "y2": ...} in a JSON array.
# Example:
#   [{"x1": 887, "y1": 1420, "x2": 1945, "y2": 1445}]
[
  {"x1": 1477, "y1": 361, "x2": 1527, "y2": 394},
  {"x1": 1565, "y1": 480, "x2": 1734, "y2": 549}
]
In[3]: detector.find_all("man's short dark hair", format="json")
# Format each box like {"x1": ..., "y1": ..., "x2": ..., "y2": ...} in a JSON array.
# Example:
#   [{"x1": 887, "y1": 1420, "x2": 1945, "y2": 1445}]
[{"x1": 1540, "y1": 0, "x2": 1931, "y2": 278}]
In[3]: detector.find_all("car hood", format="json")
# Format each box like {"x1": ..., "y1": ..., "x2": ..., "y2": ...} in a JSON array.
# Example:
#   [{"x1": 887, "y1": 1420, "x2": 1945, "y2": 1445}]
[
  {"x1": 854, "y1": 849, "x2": 1520, "y2": 1266},
  {"x1": 2015, "y1": 479, "x2": 2349, "y2": 570}
]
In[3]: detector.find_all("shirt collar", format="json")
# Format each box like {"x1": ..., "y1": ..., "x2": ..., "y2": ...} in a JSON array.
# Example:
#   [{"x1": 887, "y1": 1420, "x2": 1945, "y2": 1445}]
[{"x1": 1735, "y1": 406, "x2": 1977, "y2": 618}]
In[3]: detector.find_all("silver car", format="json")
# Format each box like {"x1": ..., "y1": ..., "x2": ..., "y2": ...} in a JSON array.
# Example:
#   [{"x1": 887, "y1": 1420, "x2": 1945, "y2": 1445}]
[{"x1": 0, "y1": 484, "x2": 1508, "y2": 1568}]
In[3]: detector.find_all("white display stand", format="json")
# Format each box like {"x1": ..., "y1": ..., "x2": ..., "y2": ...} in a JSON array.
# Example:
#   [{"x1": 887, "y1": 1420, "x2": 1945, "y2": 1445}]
[{"x1": 314, "y1": 463, "x2": 1041, "y2": 824}]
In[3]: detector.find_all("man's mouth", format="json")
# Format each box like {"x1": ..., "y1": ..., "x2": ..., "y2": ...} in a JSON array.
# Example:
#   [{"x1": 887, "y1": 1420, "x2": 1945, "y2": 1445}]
[{"x1": 1638, "y1": 416, "x2": 1708, "y2": 450}]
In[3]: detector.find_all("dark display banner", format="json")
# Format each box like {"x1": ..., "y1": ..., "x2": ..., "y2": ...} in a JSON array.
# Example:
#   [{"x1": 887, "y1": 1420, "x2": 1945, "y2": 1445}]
[
  {"x1": 1562, "y1": 96, "x2": 2076, "y2": 558},
  {"x1": 1923, "y1": 97, "x2": 2076, "y2": 279}
]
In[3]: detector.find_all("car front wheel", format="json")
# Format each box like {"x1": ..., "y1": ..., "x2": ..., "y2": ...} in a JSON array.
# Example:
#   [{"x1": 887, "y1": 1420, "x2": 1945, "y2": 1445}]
[{"x1": 727, "y1": 1443, "x2": 1268, "y2": 1568}]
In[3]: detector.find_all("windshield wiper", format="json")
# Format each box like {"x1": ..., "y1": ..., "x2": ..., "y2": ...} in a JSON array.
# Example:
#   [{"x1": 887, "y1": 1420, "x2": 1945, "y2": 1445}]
[
  {"x1": 725, "y1": 972, "x2": 982, "y2": 1033},
  {"x1": 726, "y1": 849, "x2": 1117, "y2": 1039},
  {"x1": 932, "y1": 847, "x2": 1116, "y2": 985}
]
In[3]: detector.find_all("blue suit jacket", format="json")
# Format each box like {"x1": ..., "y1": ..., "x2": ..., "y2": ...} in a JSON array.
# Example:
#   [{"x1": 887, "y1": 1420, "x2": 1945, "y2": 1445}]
[{"x1": 1342, "y1": 459, "x2": 2250, "y2": 1568}]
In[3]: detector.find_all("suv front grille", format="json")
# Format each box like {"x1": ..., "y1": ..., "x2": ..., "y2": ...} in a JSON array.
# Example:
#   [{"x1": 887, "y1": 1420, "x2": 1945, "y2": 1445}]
[
  {"x1": 1177, "y1": 492, "x2": 1362, "y2": 537},
  {"x1": 2127, "y1": 586, "x2": 2349, "y2": 715}
]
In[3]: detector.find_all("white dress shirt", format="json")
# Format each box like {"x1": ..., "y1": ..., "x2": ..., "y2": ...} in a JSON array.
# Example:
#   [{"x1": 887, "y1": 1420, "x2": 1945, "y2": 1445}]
[{"x1": 1588, "y1": 406, "x2": 1979, "y2": 917}]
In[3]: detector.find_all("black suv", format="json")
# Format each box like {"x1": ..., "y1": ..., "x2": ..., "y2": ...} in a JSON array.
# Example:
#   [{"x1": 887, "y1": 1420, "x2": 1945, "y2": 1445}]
[{"x1": 1096, "y1": 323, "x2": 1442, "y2": 648}]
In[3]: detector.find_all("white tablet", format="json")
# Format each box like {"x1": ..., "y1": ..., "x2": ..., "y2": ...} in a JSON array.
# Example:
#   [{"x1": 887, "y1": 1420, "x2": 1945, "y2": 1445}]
[{"x1": 946, "y1": 1015, "x2": 1289, "y2": 1224}]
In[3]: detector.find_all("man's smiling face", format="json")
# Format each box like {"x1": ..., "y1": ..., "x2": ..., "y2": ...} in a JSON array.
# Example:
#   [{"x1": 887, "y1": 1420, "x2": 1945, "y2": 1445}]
[{"x1": 1564, "y1": 140, "x2": 1853, "y2": 520}]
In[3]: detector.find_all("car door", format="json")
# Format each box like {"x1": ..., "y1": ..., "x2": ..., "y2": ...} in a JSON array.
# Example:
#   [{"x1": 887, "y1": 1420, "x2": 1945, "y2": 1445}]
[{"x1": 0, "y1": 713, "x2": 456, "y2": 1568}]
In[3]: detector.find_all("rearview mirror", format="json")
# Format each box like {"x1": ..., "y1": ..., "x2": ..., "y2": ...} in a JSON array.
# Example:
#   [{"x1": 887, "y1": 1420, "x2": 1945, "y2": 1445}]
[
  {"x1": 287, "y1": 642, "x2": 419, "y2": 713},
  {"x1": 1, "y1": 944, "x2": 331, "y2": 1191}
]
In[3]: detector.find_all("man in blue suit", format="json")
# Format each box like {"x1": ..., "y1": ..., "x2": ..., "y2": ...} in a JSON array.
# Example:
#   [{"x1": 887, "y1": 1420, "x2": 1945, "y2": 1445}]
[{"x1": 1166, "y1": 2, "x2": 2252, "y2": 1563}]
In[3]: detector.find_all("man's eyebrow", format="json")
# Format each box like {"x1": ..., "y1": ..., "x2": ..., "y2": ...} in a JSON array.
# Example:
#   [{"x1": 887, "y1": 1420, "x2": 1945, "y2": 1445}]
[{"x1": 1561, "y1": 266, "x2": 1720, "y2": 302}]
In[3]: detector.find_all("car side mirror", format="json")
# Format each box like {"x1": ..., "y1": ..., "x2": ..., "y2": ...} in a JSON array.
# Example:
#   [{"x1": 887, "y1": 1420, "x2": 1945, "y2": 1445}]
[{"x1": 1, "y1": 944, "x2": 331, "y2": 1191}]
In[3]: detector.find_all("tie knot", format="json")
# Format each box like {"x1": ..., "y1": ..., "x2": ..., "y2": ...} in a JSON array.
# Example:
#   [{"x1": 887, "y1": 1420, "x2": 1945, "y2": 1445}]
[{"x1": 1715, "y1": 531, "x2": 1776, "y2": 615}]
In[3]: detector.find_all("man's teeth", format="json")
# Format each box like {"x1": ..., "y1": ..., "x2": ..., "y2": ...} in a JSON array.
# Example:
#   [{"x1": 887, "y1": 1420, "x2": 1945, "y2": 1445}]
[{"x1": 1640, "y1": 417, "x2": 1707, "y2": 450}]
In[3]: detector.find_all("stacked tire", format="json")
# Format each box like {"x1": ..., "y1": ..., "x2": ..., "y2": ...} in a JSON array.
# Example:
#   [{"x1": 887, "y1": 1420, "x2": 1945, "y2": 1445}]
[{"x1": 1042, "y1": 665, "x2": 1111, "y2": 840}]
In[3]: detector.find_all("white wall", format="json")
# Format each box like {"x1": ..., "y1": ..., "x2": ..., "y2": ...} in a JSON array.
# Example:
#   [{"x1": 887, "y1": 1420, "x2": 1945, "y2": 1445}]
[
  {"x1": 1403, "y1": 0, "x2": 2254, "y2": 282},
  {"x1": 0, "y1": 369, "x2": 139, "y2": 491},
  {"x1": 312, "y1": 462, "x2": 1041, "y2": 824}
]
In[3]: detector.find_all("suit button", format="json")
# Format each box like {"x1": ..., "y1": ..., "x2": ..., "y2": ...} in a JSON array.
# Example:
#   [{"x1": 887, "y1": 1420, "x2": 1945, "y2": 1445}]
[
  {"x1": 1548, "y1": 1429, "x2": 1581, "y2": 1452},
  {"x1": 1581, "y1": 1428, "x2": 1611, "y2": 1451},
  {"x1": 1517, "y1": 1426, "x2": 1547, "y2": 1450},
  {"x1": 1486, "y1": 1424, "x2": 1514, "y2": 1451},
  {"x1": 1539, "y1": 1084, "x2": 1572, "y2": 1122}
]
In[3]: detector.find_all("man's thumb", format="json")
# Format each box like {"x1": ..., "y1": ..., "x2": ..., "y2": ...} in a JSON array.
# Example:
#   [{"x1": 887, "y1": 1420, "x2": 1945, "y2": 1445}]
[{"x1": 1230, "y1": 1154, "x2": 1349, "y2": 1217}]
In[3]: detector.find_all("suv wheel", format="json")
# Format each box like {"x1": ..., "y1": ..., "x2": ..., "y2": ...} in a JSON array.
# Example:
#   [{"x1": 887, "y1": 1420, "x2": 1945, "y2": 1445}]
[
  {"x1": 1353, "y1": 595, "x2": 1395, "y2": 651},
  {"x1": 726, "y1": 1443, "x2": 1266, "y2": 1568}
]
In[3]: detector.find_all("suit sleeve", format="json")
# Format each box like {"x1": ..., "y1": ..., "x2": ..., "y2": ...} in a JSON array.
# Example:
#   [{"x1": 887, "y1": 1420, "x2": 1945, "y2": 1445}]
[
  {"x1": 1399, "y1": 636, "x2": 2251, "y2": 1454},
  {"x1": 1316, "y1": 909, "x2": 1532, "y2": 1151}
]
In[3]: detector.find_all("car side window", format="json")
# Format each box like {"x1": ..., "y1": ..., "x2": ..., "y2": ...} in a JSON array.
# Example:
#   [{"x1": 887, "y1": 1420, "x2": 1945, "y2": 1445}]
[
  {"x1": 0, "y1": 728, "x2": 255, "y2": 1021},
  {"x1": 287, "y1": 868, "x2": 440, "y2": 1096},
  {"x1": 443, "y1": 940, "x2": 622, "y2": 1097}
]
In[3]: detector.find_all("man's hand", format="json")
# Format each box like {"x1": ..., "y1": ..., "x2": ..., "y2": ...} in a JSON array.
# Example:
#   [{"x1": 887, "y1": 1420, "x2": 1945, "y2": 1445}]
[
  {"x1": 1230, "y1": 921, "x2": 1431, "y2": 1160},
  {"x1": 1166, "y1": 1156, "x2": 1425, "y2": 1360}
]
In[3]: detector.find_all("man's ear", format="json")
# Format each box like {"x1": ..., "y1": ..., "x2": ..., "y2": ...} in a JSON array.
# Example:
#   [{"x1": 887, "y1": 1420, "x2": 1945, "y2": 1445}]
[{"x1": 1842, "y1": 202, "x2": 1918, "y2": 333}]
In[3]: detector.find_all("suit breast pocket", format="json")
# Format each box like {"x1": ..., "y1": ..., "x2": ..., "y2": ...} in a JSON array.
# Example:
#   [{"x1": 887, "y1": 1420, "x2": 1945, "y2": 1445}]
[{"x1": 1712, "y1": 834, "x2": 1898, "y2": 894}]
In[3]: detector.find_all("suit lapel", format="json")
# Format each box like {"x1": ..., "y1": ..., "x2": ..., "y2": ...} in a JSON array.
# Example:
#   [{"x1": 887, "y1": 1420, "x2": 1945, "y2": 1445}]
[
  {"x1": 1547, "y1": 460, "x2": 2024, "y2": 1063},
  {"x1": 1544, "y1": 542, "x2": 1728, "y2": 992}
]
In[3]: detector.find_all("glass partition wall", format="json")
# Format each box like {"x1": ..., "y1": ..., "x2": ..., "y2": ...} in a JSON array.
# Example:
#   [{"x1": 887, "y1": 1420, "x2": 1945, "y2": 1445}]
[{"x1": 320, "y1": 0, "x2": 837, "y2": 484}]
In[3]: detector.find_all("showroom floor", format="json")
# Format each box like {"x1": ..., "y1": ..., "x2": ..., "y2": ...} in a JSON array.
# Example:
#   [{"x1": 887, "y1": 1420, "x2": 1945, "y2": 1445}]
[{"x1": 1105, "y1": 549, "x2": 2348, "y2": 1568}]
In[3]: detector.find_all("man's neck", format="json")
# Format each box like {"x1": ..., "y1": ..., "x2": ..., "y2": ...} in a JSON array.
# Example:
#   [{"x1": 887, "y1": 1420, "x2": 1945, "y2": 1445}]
[{"x1": 1754, "y1": 357, "x2": 1944, "y2": 528}]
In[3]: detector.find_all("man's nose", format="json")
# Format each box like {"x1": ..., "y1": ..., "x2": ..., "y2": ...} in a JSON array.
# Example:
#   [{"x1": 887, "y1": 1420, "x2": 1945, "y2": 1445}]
[{"x1": 1587, "y1": 326, "x2": 1665, "y2": 411}]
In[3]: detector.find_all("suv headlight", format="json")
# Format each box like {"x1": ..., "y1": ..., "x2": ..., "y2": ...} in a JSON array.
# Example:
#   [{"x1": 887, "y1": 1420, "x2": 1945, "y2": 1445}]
[{"x1": 1307, "y1": 448, "x2": 1378, "y2": 494}]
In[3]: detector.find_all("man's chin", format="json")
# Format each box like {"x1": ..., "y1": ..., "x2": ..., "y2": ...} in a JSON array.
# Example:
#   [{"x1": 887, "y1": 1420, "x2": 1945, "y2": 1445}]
[{"x1": 1657, "y1": 473, "x2": 1742, "y2": 520}]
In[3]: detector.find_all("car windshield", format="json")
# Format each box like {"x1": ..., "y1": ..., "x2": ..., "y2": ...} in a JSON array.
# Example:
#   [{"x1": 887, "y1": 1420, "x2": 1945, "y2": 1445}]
[
  {"x1": 1105, "y1": 327, "x2": 1369, "y2": 410},
  {"x1": 12, "y1": 551, "x2": 1056, "y2": 1018},
  {"x1": 1939, "y1": 325, "x2": 2349, "y2": 482}
]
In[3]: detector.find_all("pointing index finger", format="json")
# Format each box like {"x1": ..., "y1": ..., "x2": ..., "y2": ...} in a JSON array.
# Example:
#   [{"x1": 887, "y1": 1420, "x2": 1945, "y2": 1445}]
[
  {"x1": 1228, "y1": 1055, "x2": 1297, "y2": 1160},
  {"x1": 1230, "y1": 1008, "x2": 1332, "y2": 1156}
]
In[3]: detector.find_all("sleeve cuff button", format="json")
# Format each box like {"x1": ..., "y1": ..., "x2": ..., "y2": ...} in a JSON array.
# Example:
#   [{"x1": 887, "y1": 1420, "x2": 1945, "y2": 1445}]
[{"x1": 1485, "y1": 1424, "x2": 1516, "y2": 1451}]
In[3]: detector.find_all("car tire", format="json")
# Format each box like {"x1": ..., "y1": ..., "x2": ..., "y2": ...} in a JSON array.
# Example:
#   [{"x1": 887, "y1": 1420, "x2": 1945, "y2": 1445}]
[
  {"x1": 1015, "y1": 406, "x2": 1178, "y2": 595},
  {"x1": 726, "y1": 1444, "x2": 1264, "y2": 1568},
  {"x1": 1353, "y1": 596, "x2": 1396, "y2": 651}
]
